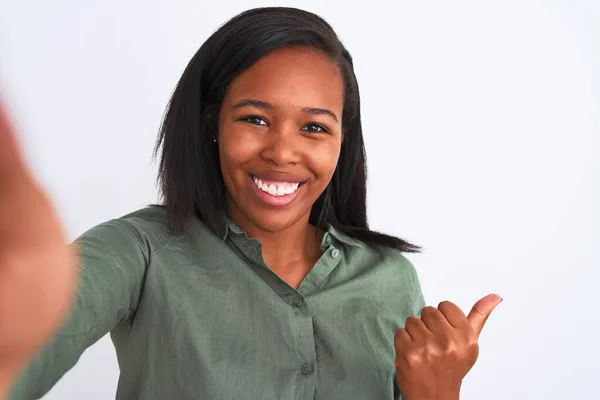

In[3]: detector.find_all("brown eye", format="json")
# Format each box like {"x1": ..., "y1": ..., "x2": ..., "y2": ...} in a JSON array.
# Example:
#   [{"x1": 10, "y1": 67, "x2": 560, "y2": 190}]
[
  {"x1": 302, "y1": 123, "x2": 328, "y2": 134},
  {"x1": 241, "y1": 116, "x2": 268, "y2": 126}
]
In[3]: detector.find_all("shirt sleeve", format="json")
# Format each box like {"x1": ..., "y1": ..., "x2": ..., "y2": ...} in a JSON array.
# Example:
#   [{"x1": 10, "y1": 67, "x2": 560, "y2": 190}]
[
  {"x1": 410, "y1": 264, "x2": 426, "y2": 318},
  {"x1": 9, "y1": 218, "x2": 151, "y2": 400}
]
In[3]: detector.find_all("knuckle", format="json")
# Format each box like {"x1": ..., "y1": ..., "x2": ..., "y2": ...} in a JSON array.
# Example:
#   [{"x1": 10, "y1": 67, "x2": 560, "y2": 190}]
[
  {"x1": 404, "y1": 349, "x2": 424, "y2": 368},
  {"x1": 420, "y1": 306, "x2": 437, "y2": 317},
  {"x1": 405, "y1": 315, "x2": 421, "y2": 327},
  {"x1": 442, "y1": 339, "x2": 460, "y2": 357},
  {"x1": 438, "y1": 300, "x2": 453, "y2": 310}
]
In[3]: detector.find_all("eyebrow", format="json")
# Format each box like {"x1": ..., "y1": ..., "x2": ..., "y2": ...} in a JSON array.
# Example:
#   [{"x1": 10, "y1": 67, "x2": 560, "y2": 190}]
[{"x1": 231, "y1": 98, "x2": 339, "y2": 123}]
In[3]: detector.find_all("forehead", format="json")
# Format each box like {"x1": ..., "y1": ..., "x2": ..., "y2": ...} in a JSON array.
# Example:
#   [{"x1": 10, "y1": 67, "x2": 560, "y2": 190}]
[{"x1": 224, "y1": 46, "x2": 344, "y2": 111}]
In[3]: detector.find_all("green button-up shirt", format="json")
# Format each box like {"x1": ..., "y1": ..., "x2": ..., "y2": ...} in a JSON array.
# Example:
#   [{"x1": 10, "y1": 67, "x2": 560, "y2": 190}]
[{"x1": 10, "y1": 206, "x2": 425, "y2": 399}]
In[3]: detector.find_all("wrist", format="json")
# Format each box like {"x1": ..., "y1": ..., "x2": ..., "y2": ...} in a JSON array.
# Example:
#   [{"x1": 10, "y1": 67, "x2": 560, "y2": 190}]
[
  {"x1": 440, "y1": 385, "x2": 462, "y2": 400},
  {"x1": 403, "y1": 384, "x2": 461, "y2": 400},
  {"x1": 439, "y1": 390, "x2": 461, "y2": 400},
  {"x1": 404, "y1": 393, "x2": 460, "y2": 400}
]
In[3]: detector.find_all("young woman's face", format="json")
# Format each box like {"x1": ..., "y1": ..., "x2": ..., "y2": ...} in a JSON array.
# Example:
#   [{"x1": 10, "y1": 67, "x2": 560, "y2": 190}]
[{"x1": 218, "y1": 46, "x2": 344, "y2": 233}]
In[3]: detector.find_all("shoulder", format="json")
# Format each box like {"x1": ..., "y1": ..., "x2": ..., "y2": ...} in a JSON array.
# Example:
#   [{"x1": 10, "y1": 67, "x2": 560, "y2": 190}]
[
  {"x1": 119, "y1": 205, "x2": 170, "y2": 233},
  {"x1": 326, "y1": 226, "x2": 420, "y2": 278},
  {"x1": 341, "y1": 237, "x2": 425, "y2": 309},
  {"x1": 377, "y1": 248, "x2": 426, "y2": 314},
  {"x1": 333, "y1": 227, "x2": 420, "y2": 279},
  {"x1": 378, "y1": 248, "x2": 421, "y2": 284},
  {"x1": 360, "y1": 244, "x2": 421, "y2": 285},
  {"x1": 75, "y1": 205, "x2": 173, "y2": 255}
]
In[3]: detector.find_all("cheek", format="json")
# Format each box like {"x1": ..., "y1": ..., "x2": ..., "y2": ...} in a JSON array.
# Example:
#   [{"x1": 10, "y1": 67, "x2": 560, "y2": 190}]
[
  {"x1": 310, "y1": 140, "x2": 342, "y2": 184},
  {"x1": 218, "y1": 126, "x2": 260, "y2": 175}
]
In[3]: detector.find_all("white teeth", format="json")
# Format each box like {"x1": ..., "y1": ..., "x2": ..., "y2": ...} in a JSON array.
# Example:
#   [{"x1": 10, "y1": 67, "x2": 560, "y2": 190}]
[{"x1": 252, "y1": 176, "x2": 301, "y2": 197}]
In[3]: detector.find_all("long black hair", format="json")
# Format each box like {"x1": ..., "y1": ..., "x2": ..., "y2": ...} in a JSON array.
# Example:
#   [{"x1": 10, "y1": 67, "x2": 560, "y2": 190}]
[{"x1": 153, "y1": 7, "x2": 421, "y2": 253}]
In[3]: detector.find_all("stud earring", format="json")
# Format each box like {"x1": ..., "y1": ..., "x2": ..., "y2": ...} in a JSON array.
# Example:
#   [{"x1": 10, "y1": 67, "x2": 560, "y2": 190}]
[{"x1": 213, "y1": 137, "x2": 217, "y2": 143}]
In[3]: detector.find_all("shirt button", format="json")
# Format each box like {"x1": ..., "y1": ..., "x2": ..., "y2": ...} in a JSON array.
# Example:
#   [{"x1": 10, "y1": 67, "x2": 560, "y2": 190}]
[
  {"x1": 230, "y1": 224, "x2": 242, "y2": 234},
  {"x1": 291, "y1": 296, "x2": 304, "y2": 307},
  {"x1": 330, "y1": 248, "x2": 340, "y2": 258},
  {"x1": 301, "y1": 363, "x2": 314, "y2": 376},
  {"x1": 324, "y1": 235, "x2": 332, "y2": 245}
]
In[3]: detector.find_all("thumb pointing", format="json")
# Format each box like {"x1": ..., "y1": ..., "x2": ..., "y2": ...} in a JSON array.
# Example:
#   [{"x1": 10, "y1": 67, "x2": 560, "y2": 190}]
[{"x1": 467, "y1": 293, "x2": 503, "y2": 336}]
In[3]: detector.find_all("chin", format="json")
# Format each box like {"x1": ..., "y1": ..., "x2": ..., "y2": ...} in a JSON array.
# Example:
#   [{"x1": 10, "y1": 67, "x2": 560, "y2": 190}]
[{"x1": 246, "y1": 208, "x2": 307, "y2": 233}]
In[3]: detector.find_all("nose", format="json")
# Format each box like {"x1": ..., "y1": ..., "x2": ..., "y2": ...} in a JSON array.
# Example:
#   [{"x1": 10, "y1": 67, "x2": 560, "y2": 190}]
[{"x1": 260, "y1": 125, "x2": 301, "y2": 166}]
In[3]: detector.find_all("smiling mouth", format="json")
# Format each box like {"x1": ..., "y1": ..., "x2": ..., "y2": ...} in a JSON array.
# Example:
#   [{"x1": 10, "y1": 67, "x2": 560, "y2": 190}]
[{"x1": 250, "y1": 175, "x2": 305, "y2": 197}]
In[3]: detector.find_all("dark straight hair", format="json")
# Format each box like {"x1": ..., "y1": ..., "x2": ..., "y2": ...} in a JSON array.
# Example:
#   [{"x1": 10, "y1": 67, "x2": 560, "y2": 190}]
[{"x1": 153, "y1": 6, "x2": 421, "y2": 253}]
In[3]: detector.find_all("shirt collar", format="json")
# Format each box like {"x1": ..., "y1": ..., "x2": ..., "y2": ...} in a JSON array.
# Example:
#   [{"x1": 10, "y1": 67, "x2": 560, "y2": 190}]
[
  {"x1": 220, "y1": 212, "x2": 361, "y2": 248},
  {"x1": 219, "y1": 212, "x2": 238, "y2": 242},
  {"x1": 322, "y1": 223, "x2": 362, "y2": 248}
]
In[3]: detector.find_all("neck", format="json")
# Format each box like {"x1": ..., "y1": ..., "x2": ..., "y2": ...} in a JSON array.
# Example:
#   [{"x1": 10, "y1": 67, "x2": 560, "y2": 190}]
[
  {"x1": 262, "y1": 218, "x2": 321, "y2": 268},
  {"x1": 226, "y1": 208, "x2": 323, "y2": 273}
]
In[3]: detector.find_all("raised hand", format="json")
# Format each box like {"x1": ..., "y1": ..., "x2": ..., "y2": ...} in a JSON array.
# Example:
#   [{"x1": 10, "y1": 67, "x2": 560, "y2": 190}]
[
  {"x1": 0, "y1": 99, "x2": 78, "y2": 396},
  {"x1": 394, "y1": 293, "x2": 502, "y2": 400}
]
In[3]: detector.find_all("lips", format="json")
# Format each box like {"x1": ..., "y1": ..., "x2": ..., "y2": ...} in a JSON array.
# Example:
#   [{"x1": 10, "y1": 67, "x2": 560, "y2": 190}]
[
  {"x1": 251, "y1": 171, "x2": 305, "y2": 183},
  {"x1": 252, "y1": 176, "x2": 300, "y2": 196},
  {"x1": 248, "y1": 173, "x2": 306, "y2": 207}
]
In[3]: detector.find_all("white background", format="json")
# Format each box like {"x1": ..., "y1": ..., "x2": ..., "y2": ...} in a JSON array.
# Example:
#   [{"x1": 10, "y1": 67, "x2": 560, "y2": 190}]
[{"x1": 1, "y1": 1, "x2": 598, "y2": 399}]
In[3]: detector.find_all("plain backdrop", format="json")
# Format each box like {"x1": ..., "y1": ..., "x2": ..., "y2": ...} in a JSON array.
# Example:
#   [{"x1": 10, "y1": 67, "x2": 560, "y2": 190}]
[{"x1": 0, "y1": 1, "x2": 598, "y2": 399}]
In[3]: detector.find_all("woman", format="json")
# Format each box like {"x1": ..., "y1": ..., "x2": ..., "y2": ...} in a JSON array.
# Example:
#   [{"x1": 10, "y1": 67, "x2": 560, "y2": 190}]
[{"x1": 0, "y1": 7, "x2": 501, "y2": 400}]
